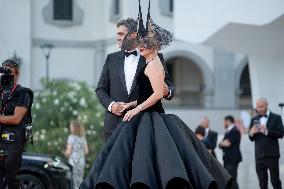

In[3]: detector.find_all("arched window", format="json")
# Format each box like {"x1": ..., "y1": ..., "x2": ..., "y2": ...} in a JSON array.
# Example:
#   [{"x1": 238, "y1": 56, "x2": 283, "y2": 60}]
[
  {"x1": 238, "y1": 64, "x2": 252, "y2": 108},
  {"x1": 165, "y1": 56, "x2": 205, "y2": 108}
]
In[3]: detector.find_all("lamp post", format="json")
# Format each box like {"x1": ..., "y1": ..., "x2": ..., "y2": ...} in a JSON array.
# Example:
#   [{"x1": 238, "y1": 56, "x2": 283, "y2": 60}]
[{"x1": 40, "y1": 44, "x2": 54, "y2": 83}]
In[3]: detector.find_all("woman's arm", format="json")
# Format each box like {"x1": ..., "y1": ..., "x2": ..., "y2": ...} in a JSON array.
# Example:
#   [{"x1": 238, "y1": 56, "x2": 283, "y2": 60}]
[
  {"x1": 123, "y1": 60, "x2": 164, "y2": 121},
  {"x1": 84, "y1": 144, "x2": 89, "y2": 155},
  {"x1": 64, "y1": 144, "x2": 73, "y2": 158},
  {"x1": 158, "y1": 53, "x2": 175, "y2": 100}
]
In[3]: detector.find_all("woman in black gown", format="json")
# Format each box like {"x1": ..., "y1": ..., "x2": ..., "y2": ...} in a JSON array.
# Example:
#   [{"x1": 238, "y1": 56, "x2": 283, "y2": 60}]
[{"x1": 80, "y1": 1, "x2": 233, "y2": 189}]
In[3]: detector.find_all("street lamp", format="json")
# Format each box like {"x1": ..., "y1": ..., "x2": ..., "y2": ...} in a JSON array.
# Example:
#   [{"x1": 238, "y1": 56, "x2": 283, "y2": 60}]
[{"x1": 40, "y1": 44, "x2": 54, "y2": 83}]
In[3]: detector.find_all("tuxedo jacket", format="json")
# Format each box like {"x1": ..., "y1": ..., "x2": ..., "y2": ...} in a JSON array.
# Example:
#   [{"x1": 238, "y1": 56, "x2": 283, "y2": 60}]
[
  {"x1": 207, "y1": 129, "x2": 218, "y2": 157},
  {"x1": 207, "y1": 130, "x2": 218, "y2": 150},
  {"x1": 249, "y1": 112, "x2": 284, "y2": 159},
  {"x1": 220, "y1": 126, "x2": 242, "y2": 164},
  {"x1": 96, "y1": 51, "x2": 175, "y2": 134}
]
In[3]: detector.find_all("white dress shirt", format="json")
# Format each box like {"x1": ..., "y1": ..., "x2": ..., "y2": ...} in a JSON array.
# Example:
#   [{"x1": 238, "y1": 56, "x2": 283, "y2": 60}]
[
  {"x1": 205, "y1": 128, "x2": 209, "y2": 138},
  {"x1": 260, "y1": 110, "x2": 270, "y2": 125},
  {"x1": 226, "y1": 124, "x2": 235, "y2": 133},
  {"x1": 124, "y1": 52, "x2": 140, "y2": 94}
]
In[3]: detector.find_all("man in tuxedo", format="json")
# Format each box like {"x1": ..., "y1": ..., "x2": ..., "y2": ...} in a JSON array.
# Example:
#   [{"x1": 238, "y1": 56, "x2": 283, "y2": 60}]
[
  {"x1": 219, "y1": 115, "x2": 242, "y2": 189},
  {"x1": 96, "y1": 18, "x2": 175, "y2": 141},
  {"x1": 201, "y1": 116, "x2": 218, "y2": 157},
  {"x1": 195, "y1": 125, "x2": 213, "y2": 153},
  {"x1": 249, "y1": 98, "x2": 284, "y2": 189}
]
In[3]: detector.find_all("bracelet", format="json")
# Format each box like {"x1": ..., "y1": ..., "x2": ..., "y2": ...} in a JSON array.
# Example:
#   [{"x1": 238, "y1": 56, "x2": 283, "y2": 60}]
[{"x1": 138, "y1": 105, "x2": 143, "y2": 111}]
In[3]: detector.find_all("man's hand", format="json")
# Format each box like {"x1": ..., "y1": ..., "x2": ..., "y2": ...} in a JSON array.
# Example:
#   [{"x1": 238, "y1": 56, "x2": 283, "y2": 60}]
[
  {"x1": 219, "y1": 139, "x2": 231, "y2": 148},
  {"x1": 120, "y1": 102, "x2": 135, "y2": 114},
  {"x1": 259, "y1": 124, "x2": 268, "y2": 135},
  {"x1": 249, "y1": 125, "x2": 260, "y2": 137},
  {"x1": 163, "y1": 83, "x2": 169, "y2": 97},
  {"x1": 111, "y1": 102, "x2": 126, "y2": 116}
]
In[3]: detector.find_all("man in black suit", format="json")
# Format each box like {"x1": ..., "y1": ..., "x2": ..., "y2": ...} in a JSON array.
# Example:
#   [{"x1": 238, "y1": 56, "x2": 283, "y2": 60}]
[
  {"x1": 219, "y1": 115, "x2": 242, "y2": 189},
  {"x1": 195, "y1": 125, "x2": 213, "y2": 153},
  {"x1": 96, "y1": 18, "x2": 175, "y2": 141},
  {"x1": 249, "y1": 98, "x2": 284, "y2": 189},
  {"x1": 201, "y1": 116, "x2": 218, "y2": 157}
]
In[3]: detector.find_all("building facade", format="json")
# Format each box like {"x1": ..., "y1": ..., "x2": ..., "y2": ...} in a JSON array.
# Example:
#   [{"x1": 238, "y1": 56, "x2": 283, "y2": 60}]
[{"x1": 0, "y1": 0, "x2": 253, "y2": 111}]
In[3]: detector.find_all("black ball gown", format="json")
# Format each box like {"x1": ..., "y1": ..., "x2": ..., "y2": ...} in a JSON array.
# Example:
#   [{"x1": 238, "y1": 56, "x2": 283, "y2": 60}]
[{"x1": 80, "y1": 62, "x2": 232, "y2": 189}]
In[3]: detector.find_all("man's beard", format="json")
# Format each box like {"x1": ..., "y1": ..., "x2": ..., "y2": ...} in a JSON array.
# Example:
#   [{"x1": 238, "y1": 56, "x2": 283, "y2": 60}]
[{"x1": 121, "y1": 36, "x2": 139, "y2": 51}]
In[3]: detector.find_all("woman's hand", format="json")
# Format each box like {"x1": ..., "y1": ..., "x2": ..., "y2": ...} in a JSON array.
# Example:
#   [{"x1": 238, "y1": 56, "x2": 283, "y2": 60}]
[
  {"x1": 120, "y1": 101, "x2": 137, "y2": 114},
  {"x1": 123, "y1": 107, "x2": 140, "y2": 121}
]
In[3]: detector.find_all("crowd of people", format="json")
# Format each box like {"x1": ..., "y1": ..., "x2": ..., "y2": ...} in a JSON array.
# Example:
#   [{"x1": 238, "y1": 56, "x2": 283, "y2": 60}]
[{"x1": 194, "y1": 98, "x2": 284, "y2": 189}]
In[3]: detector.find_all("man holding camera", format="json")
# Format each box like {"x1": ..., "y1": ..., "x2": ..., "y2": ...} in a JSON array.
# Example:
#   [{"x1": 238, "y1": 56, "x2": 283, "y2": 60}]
[
  {"x1": 249, "y1": 98, "x2": 284, "y2": 189},
  {"x1": 0, "y1": 59, "x2": 33, "y2": 189}
]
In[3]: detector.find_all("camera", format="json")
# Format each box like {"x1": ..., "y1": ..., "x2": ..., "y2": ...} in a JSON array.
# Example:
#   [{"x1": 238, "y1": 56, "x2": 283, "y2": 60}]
[
  {"x1": 253, "y1": 120, "x2": 260, "y2": 128},
  {"x1": 0, "y1": 66, "x2": 14, "y2": 90}
]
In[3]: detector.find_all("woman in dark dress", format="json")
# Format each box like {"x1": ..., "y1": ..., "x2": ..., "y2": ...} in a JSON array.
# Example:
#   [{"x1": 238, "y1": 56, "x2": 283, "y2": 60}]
[{"x1": 80, "y1": 1, "x2": 232, "y2": 189}]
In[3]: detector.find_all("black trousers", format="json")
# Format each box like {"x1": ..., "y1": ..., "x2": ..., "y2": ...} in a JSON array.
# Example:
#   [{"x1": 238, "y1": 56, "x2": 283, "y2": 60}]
[
  {"x1": 224, "y1": 161, "x2": 239, "y2": 189},
  {"x1": 0, "y1": 143, "x2": 24, "y2": 189},
  {"x1": 256, "y1": 157, "x2": 282, "y2": 189}
]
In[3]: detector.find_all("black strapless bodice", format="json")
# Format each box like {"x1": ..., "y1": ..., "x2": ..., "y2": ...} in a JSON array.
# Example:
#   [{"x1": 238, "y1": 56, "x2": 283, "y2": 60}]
[{"x1": 136, "y1": 63, "x2": 164, "y2": 113}]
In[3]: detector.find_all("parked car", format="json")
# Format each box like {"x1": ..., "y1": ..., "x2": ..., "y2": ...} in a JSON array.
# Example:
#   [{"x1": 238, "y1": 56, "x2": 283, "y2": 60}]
[{"x1": 17, "y1": 153, "x2": 73, "y2": 189}]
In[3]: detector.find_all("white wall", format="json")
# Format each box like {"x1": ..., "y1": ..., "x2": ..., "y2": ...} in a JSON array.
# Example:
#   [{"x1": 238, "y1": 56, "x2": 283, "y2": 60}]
[
  {"x1": 249, "y1": 55, "x2": 284, "y2": 113},
  {"x1": 106, "y1": 43, "x2": 119, "y2": 55},
  {"x1": 174, "y1": 0, "x2": 284, "y2": 43},
  {"x1": 0, "y1": 0, "x2": 32, "y2": 87},
  {"x1": 32, "y1": 47, "x2": 95, "y2": 89},
  {"x1": 162, "y1": 40, "x2": 215, "y2": 71},
  {"x1": 32, "y1": 0, "x2": 106, "y2": 41}
]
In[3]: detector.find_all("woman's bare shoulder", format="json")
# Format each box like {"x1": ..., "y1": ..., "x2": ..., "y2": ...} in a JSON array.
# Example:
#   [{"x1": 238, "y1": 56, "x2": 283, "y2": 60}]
[{"x1": 145, "y1": 58, "x2": 164, "y2": 76}]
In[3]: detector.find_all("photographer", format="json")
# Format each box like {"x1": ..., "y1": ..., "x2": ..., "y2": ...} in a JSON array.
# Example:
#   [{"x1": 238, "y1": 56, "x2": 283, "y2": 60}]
[
  {"x1": 0, "y1": 59, "x2": 33, "y2": 189},
  {"x1": 249, "y1": 98, "x2": 284, "y2": 189}
]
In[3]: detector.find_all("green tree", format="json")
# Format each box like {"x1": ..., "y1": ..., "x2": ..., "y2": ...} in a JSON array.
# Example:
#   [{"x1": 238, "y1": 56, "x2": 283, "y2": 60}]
[{"x1": 26, "y1": 80, "x2": 104, "y2": 170}]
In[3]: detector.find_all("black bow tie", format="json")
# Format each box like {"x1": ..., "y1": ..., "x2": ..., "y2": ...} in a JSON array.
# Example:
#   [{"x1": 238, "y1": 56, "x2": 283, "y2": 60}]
[
  {"x1": 260, "y1": 114, "x2": 267, "y2": 118},
  {"x1": 125, "y1": 50, "x2": 138, "y2": 57}
]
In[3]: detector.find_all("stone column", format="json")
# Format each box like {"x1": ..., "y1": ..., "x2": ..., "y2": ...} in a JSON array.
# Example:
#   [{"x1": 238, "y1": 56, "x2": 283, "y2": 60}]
[{"x1": 213, "y1": 49, "x2": 236, "y2": 108}]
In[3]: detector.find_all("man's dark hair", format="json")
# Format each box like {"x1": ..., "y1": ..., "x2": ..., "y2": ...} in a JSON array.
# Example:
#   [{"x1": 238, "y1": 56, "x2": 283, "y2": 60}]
[
  {"x1": 224, "y1": 115, "x2": 235, "y2": 123},
  {"x1": 117, "y1": 18, "x2": 138, "y2": 34},
  {"x1": 195, "y1": 125, "x2": 206, "y2": 137}
]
